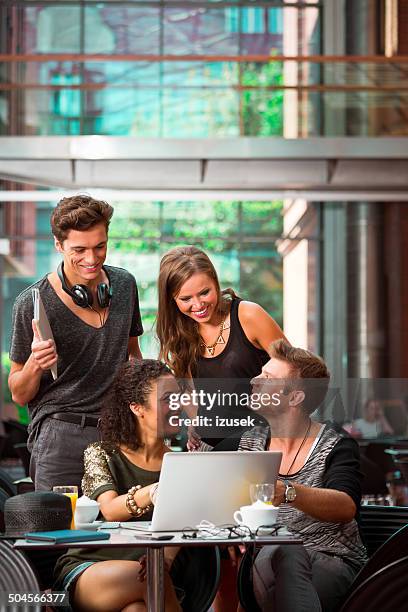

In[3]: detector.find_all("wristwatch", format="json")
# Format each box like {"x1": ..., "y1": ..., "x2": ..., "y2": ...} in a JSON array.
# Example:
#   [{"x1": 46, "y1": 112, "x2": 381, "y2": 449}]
[{"x1": 284, "y1": 480, "x2": 296, "y2": 503}]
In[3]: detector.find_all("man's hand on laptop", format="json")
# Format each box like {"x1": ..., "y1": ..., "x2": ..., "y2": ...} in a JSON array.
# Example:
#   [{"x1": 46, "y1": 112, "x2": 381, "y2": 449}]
[{"x1": 186, "y1": 425, "x2": 202, "y2": 451}]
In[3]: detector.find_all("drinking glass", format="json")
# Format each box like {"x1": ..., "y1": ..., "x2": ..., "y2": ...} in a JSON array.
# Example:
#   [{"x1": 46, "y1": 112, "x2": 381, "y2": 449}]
[
  {"x1": 249, "y1": 483, "x2": 275, "y2": 505},
  {"x1": 53, "y1": 485, "x2": 78, "y2": 529}
]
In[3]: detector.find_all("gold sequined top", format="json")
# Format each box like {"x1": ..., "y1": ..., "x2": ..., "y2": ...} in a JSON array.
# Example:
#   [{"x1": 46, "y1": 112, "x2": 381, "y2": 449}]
[
  {"x1": 81, "y1": 442, "x2": 161, "y2": 501},
  {"x1": 54, "y1": 442, "x2": 161, "y2": 588}
]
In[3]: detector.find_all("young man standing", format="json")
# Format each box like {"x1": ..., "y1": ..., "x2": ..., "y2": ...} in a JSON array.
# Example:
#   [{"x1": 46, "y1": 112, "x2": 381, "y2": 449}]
[{"x1": 8, "y1": 195, "x2": 143, "y2": 491}]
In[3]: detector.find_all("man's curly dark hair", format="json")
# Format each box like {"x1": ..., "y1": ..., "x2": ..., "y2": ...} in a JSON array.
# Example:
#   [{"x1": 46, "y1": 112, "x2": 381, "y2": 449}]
[{"x1": 100, "y1": 359, "x2": 171, "y2": 451}]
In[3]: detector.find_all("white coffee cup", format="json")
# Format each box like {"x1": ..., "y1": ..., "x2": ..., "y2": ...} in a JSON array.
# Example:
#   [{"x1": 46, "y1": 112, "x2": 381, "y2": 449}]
[
  {"x1": 233, "y1": 502, "x2": 279, "y2": 530},
  {"x1": 74, "y1": 496, "x2": 100, "y2": 524}
]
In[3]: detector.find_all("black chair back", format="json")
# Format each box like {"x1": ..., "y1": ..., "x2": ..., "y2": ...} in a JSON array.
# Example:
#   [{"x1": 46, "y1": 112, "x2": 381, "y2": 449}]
[
  {"x1": 359, "y1": 504, "x2": 408, "y2": 556},
  {"x1": 351, "y1": 523, "x2": 408, "y2": 591},
  {"x1": 360, "y1": 454, "x2": 388, "y2": 495},
  {"x1": 237, "y1": 548, "x2": 261, "y2": 612},
  {"x1": 171, "y1": 546, "x2": 221, "y2": 612},
  {"x1": 0, "y1": 486, "x2": 11, "y2": 533},
  {"x1": 0, "y1": 541, "x2": 41, "y2": 611},
  {"x1": 3, "y1": 420, "x2": 28, "y2": 459},
  {"x1": 340, "y1": 556, "x2": 408, "y2": 611},
  {"x1": 3, "y1": 420, "x2": 29, "y2": 445},
  {"x1": 238, "y1": 505, "x2": 408, "y2": 611},
  {"x1": 0, "y1": 434, "x2": 7, "y2": 460},
  {"x1": 13, "y1": 442, "x2": 31, "y2": 477},
  {"x1": 16, "y1": 478, "x2": 35, "y2": 495},
  {"x1": 0, "y1": 467, "x2": 17, "y2": 497}
]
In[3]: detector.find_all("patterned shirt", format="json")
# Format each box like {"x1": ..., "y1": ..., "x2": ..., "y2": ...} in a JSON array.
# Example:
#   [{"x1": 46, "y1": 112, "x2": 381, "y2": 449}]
[{"x1": 239, "y1": 423, "x2": 367, "y2": 567}]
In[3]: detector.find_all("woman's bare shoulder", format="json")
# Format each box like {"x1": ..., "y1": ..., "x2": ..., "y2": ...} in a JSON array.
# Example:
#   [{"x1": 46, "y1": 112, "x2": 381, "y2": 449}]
[{"x1": 238, "y1": 300, "x2": 266, "y2": 320}]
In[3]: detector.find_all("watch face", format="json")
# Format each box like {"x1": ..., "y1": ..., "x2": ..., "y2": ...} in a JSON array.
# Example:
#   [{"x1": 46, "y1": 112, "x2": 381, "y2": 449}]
[{"x1": 286, "y1": 485, "x2": 296, "y2": 502}]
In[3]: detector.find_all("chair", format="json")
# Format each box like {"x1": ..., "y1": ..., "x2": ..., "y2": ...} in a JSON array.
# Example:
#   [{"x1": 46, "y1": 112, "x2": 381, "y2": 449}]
[
  {"x1": 3, "y1": 420, "x2": 29, "y2": 445},
  {"x1": 2, "y1": 420, "x2": 28, "y2": 460},
  {"x1": 0, "y1": 541, "x2": 42, "y2": 611},
  {"x1": 0, "y1": 467, "x2": 17, "y2": 496},
  {"x1": 360, "y1": 454, "x2": 388, "y2": 495},
  {"x1": 13, "y1": 442, "x2": 31, "y2": 477},
  {"x1": 170, "y1": 546, "x2": 221, "y2": 612},
  {"x1": 359, "y1": 504, "x2": 408, "y2": 556},
  {"x1": 24, "y1": 548, "x2": 69, "y2": 591},
  {"x1": 0, "y1": 434, "x2": 7, "y2": 460},
  {"x1": 237, "y1": 506, "x2": 408, "y2": 611},
  {"x1": 350, "y1": 523, "x2": 408, "y2": 591},
  {"x1": 15, "y1": 477, "x2": 35, "y2": 495},
  {"x1": 340, "y1": 556, "x2": 408, "y2": 611},
  {"x1": 237, "y1": 547, "x2": 261, "y2": 612},
  {"x1": 0, "y1": 486, "x2": 11, "y2": 533},
  {"x1": 362, "y1": 442, "x2": 395, "y2": 480}
]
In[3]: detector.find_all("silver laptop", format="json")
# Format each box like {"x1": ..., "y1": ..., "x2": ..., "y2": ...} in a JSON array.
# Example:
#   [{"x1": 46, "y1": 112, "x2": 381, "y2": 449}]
[{"x1": 122, "y1": 451, "x2": 282, "y2": 532}]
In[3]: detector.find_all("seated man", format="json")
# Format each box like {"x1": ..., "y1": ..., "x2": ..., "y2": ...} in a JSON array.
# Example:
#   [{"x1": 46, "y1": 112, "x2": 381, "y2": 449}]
[{"x1": 244, "y1": 340, "x2": 367, "y2": 612}]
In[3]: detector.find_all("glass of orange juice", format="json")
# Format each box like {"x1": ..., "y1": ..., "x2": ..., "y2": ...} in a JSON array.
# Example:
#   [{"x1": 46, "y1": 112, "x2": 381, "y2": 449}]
[{"x1": 53, "y1": 485, "x2": 78, "y2": 529}]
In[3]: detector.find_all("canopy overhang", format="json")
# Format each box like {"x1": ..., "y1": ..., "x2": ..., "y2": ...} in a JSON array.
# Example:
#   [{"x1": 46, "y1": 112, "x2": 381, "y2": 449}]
[{"x1": 1, "y1": 136, "x2": 408, "y2": 201}]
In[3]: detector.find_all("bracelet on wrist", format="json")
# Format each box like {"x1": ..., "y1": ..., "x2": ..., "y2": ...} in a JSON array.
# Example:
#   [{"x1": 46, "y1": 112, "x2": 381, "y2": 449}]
[{"x1": 125, "y1": 485, "x2": 152, "y2": 517}]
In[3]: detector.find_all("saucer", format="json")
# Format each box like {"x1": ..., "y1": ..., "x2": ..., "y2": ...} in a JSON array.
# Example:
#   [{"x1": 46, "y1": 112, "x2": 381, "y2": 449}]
[{"x1": 75, "y1": 520, "x2": 103, "y2": 531}]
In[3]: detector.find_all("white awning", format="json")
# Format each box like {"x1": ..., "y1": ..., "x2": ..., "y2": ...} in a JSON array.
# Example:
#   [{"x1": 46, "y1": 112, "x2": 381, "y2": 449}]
[{"x1": 1, "y1": 136, "x2": 408, "y2": 201}]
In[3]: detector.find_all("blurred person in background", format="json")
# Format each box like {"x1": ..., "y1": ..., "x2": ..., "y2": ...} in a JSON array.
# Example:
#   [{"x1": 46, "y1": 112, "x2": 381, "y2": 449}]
[{"x1": 346, "y1": 399, "x2": 394, "y2": 439}]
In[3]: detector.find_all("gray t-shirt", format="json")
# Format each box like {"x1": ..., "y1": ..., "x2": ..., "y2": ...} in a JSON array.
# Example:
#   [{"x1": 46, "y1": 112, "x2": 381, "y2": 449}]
[{"x1": 9, "y1": 265, "x2": 143, "y2": 448}]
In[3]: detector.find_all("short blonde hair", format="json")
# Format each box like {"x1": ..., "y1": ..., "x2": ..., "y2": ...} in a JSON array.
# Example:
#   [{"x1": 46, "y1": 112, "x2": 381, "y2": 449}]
[{"x1": 270, "y1": 340, "x2": 330, "y2": 414}]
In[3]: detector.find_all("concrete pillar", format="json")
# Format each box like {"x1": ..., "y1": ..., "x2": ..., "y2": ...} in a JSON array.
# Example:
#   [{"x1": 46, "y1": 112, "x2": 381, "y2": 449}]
[{"x1": 345, "y1": 0, "x2": 386, "y2": 381}]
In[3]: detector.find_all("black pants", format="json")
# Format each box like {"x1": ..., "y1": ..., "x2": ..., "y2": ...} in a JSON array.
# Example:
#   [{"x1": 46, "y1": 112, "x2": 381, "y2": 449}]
[
  {"x1": 30, "y1": 418, "x2": 100, "y2": 492},
  {"x1": 253, "y1": 544, "x2": 359, "y2": 612}
]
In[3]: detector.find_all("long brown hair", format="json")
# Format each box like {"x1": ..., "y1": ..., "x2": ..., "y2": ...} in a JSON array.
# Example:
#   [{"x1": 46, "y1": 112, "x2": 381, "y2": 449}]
[{"x1": 157, "y1": 245, "x2": 237, "y2": 378}]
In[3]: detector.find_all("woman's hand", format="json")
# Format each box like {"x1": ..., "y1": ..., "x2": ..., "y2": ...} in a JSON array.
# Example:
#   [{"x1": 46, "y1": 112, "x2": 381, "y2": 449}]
[
  {"x1": 227, "y1": 545, "x2": 244, "y2": 567},
  {"x1": 138, "y1": 555, "x2": 147, "y2": 582},
  {"x1": 149, "y1": 482, "x2": 159, "y2": 505},
  {"x1": 138, "y1": 548, "x2": 179, "y2": 582}
]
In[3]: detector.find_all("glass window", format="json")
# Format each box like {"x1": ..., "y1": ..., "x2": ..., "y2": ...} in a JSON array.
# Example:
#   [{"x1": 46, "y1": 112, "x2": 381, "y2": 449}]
[
  {"x1": 163, "y1": 8, "x2": 239, "y2": 55},
  {"x1": 2, "y1": 2, "x2": 328, "y2": 137},
  {"x1": 162, "y1": 88, "x2": 239, "y2": 137},
  {"x1": 84, "y1": 6, "x2": 160, "y2": 55},
  {"x1": 24, "y1": 6, "x2": 81, "y2": 53}
]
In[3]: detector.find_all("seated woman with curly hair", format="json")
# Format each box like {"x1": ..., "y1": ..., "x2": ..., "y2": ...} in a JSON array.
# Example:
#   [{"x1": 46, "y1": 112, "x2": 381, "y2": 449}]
[{"x1": 54, "y1": 359, "x2": 182, "y2": 612}]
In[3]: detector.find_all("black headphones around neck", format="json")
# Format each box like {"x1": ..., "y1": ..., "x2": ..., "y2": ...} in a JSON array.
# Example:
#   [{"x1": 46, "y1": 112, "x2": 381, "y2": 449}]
[{"x1": 57, "y1": 262, "x2": 112, "y2": 309}]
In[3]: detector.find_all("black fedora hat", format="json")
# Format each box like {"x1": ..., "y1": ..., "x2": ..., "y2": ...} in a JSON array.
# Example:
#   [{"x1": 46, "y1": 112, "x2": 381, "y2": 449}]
[{"x1": 4, "y1": 492, "x2": 72, "y2": 537}]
